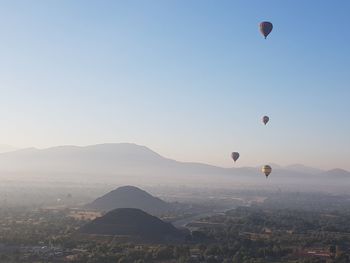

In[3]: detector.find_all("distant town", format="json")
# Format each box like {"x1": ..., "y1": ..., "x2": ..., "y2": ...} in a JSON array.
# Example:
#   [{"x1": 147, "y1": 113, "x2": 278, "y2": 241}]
[{"x1": 1, "y1": 186, "x2": 350, "y2": 262}]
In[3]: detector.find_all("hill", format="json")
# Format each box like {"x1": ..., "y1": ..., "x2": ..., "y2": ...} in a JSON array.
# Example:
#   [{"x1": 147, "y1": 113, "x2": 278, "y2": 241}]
[
  {"x1": 322, "y1": 169, "x2": 350, "y2": 179},
  {"x1": 79, "y1": 208, "x2": 184, "y2": 241},
  {"x1": 285, "y1": 164, "x2": 324, "y2": 174},
  {"x1": 86, "y1": 186, "x2": 172, "y2": 215},
  {"x1": 0, "y1": 144, "x2": 18, "y2": 153}
]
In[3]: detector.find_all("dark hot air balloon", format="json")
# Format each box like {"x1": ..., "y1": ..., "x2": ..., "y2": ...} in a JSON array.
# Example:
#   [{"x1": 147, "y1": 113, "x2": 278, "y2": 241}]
[
  {"x1": 231, "y1": 152, "x2": 240, "y2": 163},
  {"x1": 259, "y1": 21, "x2": 273, "y2": 39},
  {"x1": 262, "y1": 165, "x2": 272, "y2": 178},
  {"x1": 262, "y1": 116, "x2": 270, "y2": 125}
]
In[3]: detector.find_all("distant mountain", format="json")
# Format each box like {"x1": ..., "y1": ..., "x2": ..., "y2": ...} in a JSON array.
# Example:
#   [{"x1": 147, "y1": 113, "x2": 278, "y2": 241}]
[
  {"x1": 285, "y1": 164, "x2": 324, "y2": 175},
  {"x1": 0, "y1": 144, "x2": 18, "y2": 153},
  {"x1": 323, "y1": 169, "x2": 350, "y2": 178},
  {"x1": 79, "y1": 208, "x2": 184, "y2": 241},
  {"x1": 0, "y1": 143, "x2": 167, "y2": 172},
  {"x1": 0, "y1": 143, "x2": 238, "y2": 182},
  {"x1": 86, "y1": 186, "x2": 172, "y2": 215}
]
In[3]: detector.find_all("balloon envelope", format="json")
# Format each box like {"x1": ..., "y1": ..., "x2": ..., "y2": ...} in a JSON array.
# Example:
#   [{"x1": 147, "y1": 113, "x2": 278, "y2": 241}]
[
  {"x1": 262, "y1": 116, "x2": 270, "y2": 125},
  {"x1": 262, "y1": 165, "x2": 272, "y2": 178},
  {"x1": 231, "y1": 152, "x2": 240, "y2": 162},
  {"x1": 260, "y1": 21, "x2": 273, "y2": 39}
]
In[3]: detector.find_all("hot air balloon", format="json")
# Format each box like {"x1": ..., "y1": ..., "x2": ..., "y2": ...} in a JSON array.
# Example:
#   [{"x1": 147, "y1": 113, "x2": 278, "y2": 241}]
[
  {"x1": 259, "y1": 21, "x2": 273, "y2": 39},
  {"x1": 262, "y1": 116, "x2": 269, "y2": 125},
  {"x1": 262, "y1": 165, "x2": 272, "y2": 178},
  {"x1": 231, "y1": 152, "x2": 240, "y2": 163}
]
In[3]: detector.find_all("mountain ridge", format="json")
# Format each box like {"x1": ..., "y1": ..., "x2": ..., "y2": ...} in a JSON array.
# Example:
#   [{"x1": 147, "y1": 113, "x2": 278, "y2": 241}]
[
  {"x1": 0, "y1": 143, "x2": 347, "y2": 173},
  {"x1": 0, "y1": 143, "x2": 348, "y2": 188}
]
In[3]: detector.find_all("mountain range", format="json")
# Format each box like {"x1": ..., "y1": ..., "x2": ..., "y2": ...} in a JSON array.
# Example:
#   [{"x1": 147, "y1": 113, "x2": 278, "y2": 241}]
[{"x1": 0, "y1": 143, "x2": 348, "y2": 189}]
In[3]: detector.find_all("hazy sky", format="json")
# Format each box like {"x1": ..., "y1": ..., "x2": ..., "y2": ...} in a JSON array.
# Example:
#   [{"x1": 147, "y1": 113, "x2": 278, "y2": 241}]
[{"x1": 0, "y1": 0, "x2": 349, "y2": 169}]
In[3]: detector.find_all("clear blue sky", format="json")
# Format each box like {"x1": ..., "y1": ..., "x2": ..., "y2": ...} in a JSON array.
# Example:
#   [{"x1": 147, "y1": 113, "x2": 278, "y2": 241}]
[{"x1": 0, "y1": 0, "x2": 349, "y2": 169}]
